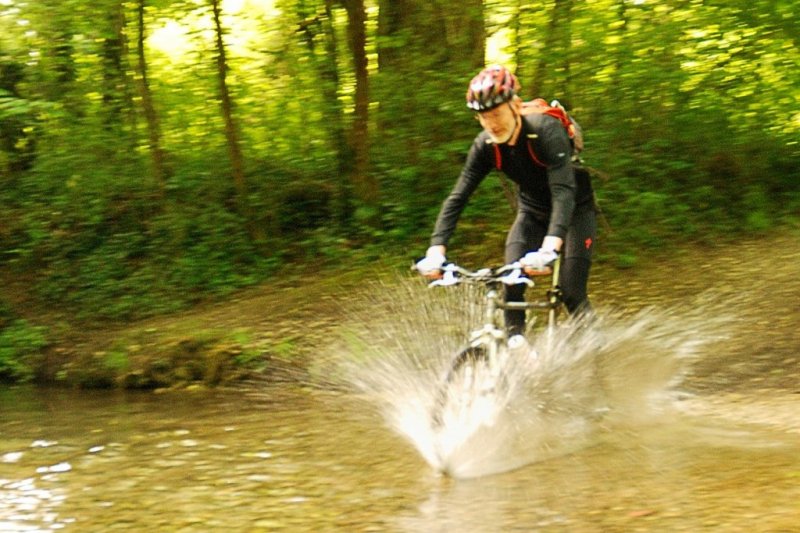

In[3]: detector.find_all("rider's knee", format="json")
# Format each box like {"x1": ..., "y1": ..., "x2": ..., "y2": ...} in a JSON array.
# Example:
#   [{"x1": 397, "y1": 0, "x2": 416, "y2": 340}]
[
  {"x1": 563, "y1": 291, "x2": 590, "y2": 315},
  {"x1": 504, "y1": 283, "x2": 525, "y2": 302}
]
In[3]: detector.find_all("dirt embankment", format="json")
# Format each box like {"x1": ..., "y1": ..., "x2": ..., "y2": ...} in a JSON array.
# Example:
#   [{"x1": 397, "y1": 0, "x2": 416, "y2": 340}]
[{"x1": 3, "y1": 231, "x2": 799, "y2": 402}]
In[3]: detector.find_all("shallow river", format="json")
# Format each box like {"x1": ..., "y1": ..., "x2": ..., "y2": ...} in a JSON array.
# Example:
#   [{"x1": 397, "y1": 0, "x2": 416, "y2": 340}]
[
  {"x1": 2, "y1": 375, "x2": 799, "y2": 531},
  {"x1": 2, "y1": 236, "x2": 800, "y2": 532}
]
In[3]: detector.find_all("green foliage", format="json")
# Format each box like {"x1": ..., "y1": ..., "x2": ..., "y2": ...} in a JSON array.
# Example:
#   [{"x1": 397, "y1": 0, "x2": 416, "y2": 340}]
[
  {"x1": 51, "y1": 324, "x2": 271, "y2": 389},
  {"x1": 20, "y1": 184, "x2": 274, "y2": 320},
  {"x1": 0, "y1": 302, "x2": 49, "y2": 383},
  {"x1": 0, "y1": 0, "x2": 798, "y2": 324}
]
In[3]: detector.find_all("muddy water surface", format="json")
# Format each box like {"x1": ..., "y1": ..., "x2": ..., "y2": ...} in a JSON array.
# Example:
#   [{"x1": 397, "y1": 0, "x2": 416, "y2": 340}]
[
  {"x1": 2, "y1": 235, "x2": 800, "y2": 532},
  {"x1": 1, "y1": 383, "x2": 798, "y2": 532}
]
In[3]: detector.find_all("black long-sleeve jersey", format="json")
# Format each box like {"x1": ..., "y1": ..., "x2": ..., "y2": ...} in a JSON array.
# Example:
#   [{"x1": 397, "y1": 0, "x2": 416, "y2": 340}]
[{"x1": 430, "y1": 112, "x2": 594, "y2": 247}]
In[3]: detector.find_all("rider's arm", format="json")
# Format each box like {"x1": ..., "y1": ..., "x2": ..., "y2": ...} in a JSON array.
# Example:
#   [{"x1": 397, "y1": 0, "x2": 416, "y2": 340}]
[
  {"x1": 538, "y1": 119, "x2": 576, "y2": 245},
  {"x1": 430, "y1": 134, "x2": 495, "y2": 247}
]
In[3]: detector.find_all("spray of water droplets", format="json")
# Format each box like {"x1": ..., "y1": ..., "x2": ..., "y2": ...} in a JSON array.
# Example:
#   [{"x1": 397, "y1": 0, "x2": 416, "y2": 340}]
[{"x1": 329, "y1": 276, "x2": 730, "y2": 478}]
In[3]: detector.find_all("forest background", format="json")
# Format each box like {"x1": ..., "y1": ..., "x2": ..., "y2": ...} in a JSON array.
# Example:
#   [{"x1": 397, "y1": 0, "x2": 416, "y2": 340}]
[{"x1": 1, "y1": 0, "x2": 798, "y2": 383}]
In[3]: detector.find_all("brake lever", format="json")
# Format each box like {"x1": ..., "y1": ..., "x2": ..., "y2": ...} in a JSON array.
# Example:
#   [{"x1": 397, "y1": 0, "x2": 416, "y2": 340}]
[
  {"x1": 429, "y1": 268, "x2": 462, "y2": 287},
  {"x1": 497, "y1": 265, "x2": 535, "y2": 287}
]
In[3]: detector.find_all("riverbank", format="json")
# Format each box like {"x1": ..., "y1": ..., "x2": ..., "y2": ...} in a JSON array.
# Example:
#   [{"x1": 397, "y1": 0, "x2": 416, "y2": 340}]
[
  {"x1": 2, "y1": 264, "x2": 373, "y2": 389},
  {"x1": 2, "y1": 229, "x2": 799, "y2": 393}
]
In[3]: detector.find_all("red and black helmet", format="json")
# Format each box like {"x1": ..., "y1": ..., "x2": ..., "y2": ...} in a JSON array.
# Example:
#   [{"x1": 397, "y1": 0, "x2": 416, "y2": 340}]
[{"x1": 466, "y1": 65, "x2": 520, "y2": 111}]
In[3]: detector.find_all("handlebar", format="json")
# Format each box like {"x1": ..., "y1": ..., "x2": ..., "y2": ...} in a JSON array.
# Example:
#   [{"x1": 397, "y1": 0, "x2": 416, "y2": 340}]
[{"x1": 428, "y1": 262, "x2": 535, "y2": 288}]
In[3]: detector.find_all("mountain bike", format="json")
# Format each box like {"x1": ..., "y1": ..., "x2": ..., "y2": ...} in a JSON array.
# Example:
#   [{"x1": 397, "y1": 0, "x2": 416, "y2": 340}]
[{"x1": 423, "y1": 258, "x2": 564, "y2": 429}]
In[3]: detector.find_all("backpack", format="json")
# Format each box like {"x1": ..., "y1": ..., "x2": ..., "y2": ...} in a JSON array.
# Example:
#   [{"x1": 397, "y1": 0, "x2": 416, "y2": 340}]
[
  {"x1": 491, "y1": 98, "x2": 584, "y2": 170},
  {"x1": 522, "y1": 98, "x2": 584, "y2": 153}
]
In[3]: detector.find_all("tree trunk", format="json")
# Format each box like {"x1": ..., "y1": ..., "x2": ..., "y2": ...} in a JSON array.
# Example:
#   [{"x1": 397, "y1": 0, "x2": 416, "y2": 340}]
[
  {"x1": 101, "y1": 4, "x2": 124, "y2": 127},
  {"x1": 512, "y1": 0, "x2": 525, "y2": 81},
  {"x1": 320, "y1": 0, "x2": 355, "y2": 224},
  {"x1": 294, "y1": 1, "x2": 355, "y2": 227},
  {"x1": 341, "y1": 0, "x2": 376, "y2": 209},
  {"x1": 441, "y1": 0, "x2": 484, "y2": 72},
  {"x1": 530, "y1": 0, "x2": 574, "y2": 100},
  {"x1": 135, "y1": 0, "x2": 167, "y2": 196},
  {"x1": 376, "y1": 0, "x2": 484, "y2": 199},
  {"x1": 123, "y1": 4, "x2": 140, "y2": 138},
  {"x1": 610, "y1": 0, "x2": 629, "y2": 96},
  {"x1": 378, "y1": 0, "x2": 482, "y2": 72},
  {"x1": 210, "y1": 0, "x2": 261, "y2": 242}
]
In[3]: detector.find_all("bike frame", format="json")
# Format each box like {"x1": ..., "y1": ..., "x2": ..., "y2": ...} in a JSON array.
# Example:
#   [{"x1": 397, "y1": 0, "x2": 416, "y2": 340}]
[
  {"x1": 433, "y1": 257, "x2": 563, "y2": 362},
  {"x1": 425, "y1": 259, "x2": 564, "y2": 430}
]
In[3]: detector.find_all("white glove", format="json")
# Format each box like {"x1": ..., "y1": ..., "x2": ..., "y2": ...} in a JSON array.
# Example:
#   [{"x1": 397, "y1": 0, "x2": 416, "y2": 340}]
[
  {"x1": 520, "y1": 249, "x2": 559, "y2": 272},
  {"x1": 415, "y1": 249, "x2": 446, "y2": 276}
]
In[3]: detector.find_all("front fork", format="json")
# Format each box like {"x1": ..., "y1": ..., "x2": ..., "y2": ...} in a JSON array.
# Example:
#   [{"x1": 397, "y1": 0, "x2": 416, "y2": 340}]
[
  {"x1": 546, "y1": 257, "x2": 563, "y2": 344},
  {"x1": 466, "y1": 288, "x2": 506, "y2": 375}
]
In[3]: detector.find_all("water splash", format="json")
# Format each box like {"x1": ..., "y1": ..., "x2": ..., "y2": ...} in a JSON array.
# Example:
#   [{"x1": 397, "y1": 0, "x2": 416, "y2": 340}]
[{"x1": 334, "y1": 277, "x2": 730, "y2": 478}]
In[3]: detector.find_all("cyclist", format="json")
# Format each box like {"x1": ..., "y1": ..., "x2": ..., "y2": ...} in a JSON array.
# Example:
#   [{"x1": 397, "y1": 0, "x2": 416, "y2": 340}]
[{"x1": 416, "y1": 65, "x2": 597, "y2": 342}]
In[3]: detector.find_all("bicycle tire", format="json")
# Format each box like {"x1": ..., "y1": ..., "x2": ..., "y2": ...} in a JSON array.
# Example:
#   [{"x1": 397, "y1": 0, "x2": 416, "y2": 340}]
[{"x1": 430, "y1": 344, "x2": 494, "y2": 429}]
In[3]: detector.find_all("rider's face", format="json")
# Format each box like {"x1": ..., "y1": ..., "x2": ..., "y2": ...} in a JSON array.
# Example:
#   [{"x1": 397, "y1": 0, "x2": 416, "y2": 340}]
[{"x1": 477, "y1": 103, "x2": 518, "y2": 144}]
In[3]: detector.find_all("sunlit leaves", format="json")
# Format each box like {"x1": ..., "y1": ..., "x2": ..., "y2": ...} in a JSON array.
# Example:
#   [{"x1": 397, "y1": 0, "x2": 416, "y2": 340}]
[
  {"x1": 0, "y1": 0, "x2": 797, "y2": 321},
  {"x1": 673, "y1": 6, "x2": 799, "y2": 139}
]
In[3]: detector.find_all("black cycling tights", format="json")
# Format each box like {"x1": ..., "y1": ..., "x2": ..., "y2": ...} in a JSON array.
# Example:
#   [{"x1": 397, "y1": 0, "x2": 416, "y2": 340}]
[{"x1": 503, "y1": 208, "x2": 596, "y2": 336}]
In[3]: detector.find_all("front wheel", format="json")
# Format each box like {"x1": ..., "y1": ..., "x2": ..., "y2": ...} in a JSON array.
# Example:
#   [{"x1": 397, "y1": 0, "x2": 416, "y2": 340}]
[{"x1": 430, "y1": 343, "x2": 504, "y2": 429}]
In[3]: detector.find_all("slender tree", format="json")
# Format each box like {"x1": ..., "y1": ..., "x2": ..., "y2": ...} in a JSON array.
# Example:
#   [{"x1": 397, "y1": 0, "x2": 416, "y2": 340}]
[
  {"x1": 99, "y1": 2, "x2": 138, "y2": 139},
  {"x1": 511, "y1": 0, "x2": 525, "y2": 79},
  {"x1": 529, "y1": 0, "x2": 574, "y2": 99},
  {"x1": 0, "y1": 60, "x2": 36, "y2": 174},
  {"x1": 376, "y1": 0, "x2": 484, "y2": 201},
  {"x1": 341, "y1": 0, "x2": 375, "y2": 208},
  {"x1": 320, "y1": 0, "x2": 354, "y2": 222},
  {"x1": 134, "y1": 0, "x2": 167, "y2": 195},
  {"x1": 101, "y1": 4, "x2": 125, "y2": 127},
  {"x1": 210, "y1": 0, "x2": 261, "y2": 241},
  {"x1": 303, "y1": 0, "x2": 357, "y2": 222}
]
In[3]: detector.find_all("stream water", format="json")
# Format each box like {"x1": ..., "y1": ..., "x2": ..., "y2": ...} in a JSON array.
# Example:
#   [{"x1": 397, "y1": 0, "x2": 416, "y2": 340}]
[
  {"x1": 2, "y1": 241, "x2": 800, "y2": 531},
  {"x1": 4, "y1": 314, "x2": 799, "y2": 531},
  {"x1": 1, "y1": 378, "x2": 798, "y2": 532}
]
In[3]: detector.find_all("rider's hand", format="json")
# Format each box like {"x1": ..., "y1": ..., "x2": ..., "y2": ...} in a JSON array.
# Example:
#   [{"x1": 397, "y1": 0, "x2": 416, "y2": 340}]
[
  {"x1": 541, "y1": 235, "x2": 563, "y2": 252},
  {"x1": 520, "y1": 249, "x2": 559, "y2": 276},
  {"x1": 415, "y1": 245, "x2": 447, "y2": 279}
]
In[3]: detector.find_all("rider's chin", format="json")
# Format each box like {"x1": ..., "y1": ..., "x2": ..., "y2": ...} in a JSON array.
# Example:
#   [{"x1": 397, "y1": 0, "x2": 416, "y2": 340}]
[{"x1": 489, "y1": 130, "x2": 511, "y2": 144}]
